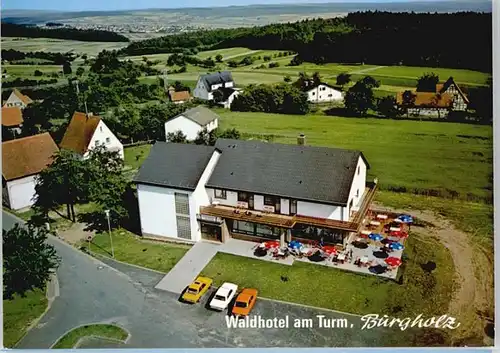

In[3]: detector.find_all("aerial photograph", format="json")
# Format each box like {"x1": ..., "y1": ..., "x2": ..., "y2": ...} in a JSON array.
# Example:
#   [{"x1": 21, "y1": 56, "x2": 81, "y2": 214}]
[{"x1": 0, "y1": 0, "x2": 494, "y2": 349}]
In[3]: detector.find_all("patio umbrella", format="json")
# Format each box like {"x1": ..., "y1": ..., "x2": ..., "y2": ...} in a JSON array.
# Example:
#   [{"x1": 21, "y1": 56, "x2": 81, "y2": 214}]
[
  {"x1": 352, "y1": 241, "x2": 369, "y2": 249},
  {"x1": 322, "y1": 245, "x2": 337, "y2": 255},
  {"x1": 381, "y1": 238, "x2": 393, "y2": 245},
  {"x1": 397, "y1": 214, "x2": 413, "y2": 223},
  {"x1": 288, "y1": 240, "x2": 303, "y2": 250},
  {"x1": 385, "y1": 257, "x2": 402, "y2": 267},
  {"x1": 369, "y1": 264, "x2": 388, "y2": 274},
  {"x1": 369, "y1": 233, "x2": 384, "y2": 241},
  {"x1": 308, "y1": 250, "x2": 325, "y2": 262},
  {"x1": 373, "y1": 250, "x2": 389, "y2": 259},
  {"x1": 389, "y1": 242, "x2": 404, "y2": 251},
  {"x1": 254, "y1": 247, "x2": 268, "y2": 257}
]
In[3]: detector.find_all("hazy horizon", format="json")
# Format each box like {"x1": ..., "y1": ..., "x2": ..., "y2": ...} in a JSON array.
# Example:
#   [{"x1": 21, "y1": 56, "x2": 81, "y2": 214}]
[{"x1": 1, "y1": 0, "x2": 478, "y2": 12}]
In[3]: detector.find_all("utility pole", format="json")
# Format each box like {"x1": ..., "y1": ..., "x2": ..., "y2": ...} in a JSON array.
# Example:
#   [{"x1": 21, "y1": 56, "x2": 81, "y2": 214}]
[
  {"x1": 162, "y1": 68, "x2": 168, "y2": 92},
  {"x1": 104, "y1": 210, "x2": 114, "y2": 258}
]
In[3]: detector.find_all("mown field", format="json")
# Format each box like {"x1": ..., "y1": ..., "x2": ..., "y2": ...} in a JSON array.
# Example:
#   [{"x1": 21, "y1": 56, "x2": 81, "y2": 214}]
[
  {"x1": 216, "y1": 109, "x2": 493, "y2": 203},
  {"x1": 1, "y1": 37, "x2": 128, "y2": 56}
]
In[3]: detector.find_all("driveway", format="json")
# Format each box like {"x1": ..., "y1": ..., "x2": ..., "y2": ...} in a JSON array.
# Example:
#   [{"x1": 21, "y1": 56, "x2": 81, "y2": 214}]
[{"x1": 3, "y1": 211, "x2": 400, "y2": 348}]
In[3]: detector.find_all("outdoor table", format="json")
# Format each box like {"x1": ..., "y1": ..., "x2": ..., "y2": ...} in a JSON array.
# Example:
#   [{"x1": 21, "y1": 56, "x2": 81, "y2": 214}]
[
  {"x1": 390, "y1": 227, "x2": 401, "y2": 232},
  {"x1": 376, "y1": 214, "x2": 388, "y2": 220},
  {"x1": 337, "y1": 253, "x2": 346, "y2": 263},
  {"x1": 300, "y1": 246, "x2": 313, "y2": 255},
  {"x1": 360, "y1": 230, "x2": 371, "y2": 236},
  {"x1": 360, "y1": 255, "x2": 369, "y2": 264},
  {"x1": 370, "y1": 221, "x2": 381, "y2": 226}
]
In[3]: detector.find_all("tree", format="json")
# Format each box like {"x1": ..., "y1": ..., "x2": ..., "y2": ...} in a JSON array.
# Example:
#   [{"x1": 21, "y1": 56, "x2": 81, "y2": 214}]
[
  {"x1": 219, "y1": 128, "x2": 241, "y2": 139},
  {"x1": 284, "y1": 75, "x2": 292, "y2": 83},
  {"x1": 268, "y1": 62, "x2": 280, "y2": 68},
  {"x1": 263, "y1": 55, "x2": 272, "y2": 62},
  {"x1": 62, "y1": 62, "x2": 72, "y2": 75},
  {"x1": 417, "y1": 73, "x2": 439, "y2": 92},
  {"x1": 194, "y1": 127, "x2": 218, "y2": 146},
  {"x1": 112, "y1": 105, "x2": 141, "y2": 142},
  {"x1": 34, "y1": 69, "x2": 43, "y2": 76},
  {"x1": 76, "y1": 66, "x2": 85, "y2": 76},
  {"x1": 173, "y1": 80, "x2": 190, "y2": 92},
  {"x1": 215, "y1": 54, "x2": 223, "y2": 62},
  {"x1": 166, "y1": 130, "x2": 188, "y2": 143},
  {"x1": 312, "y1": 71, "x2": 321, "y2": 85},
  {"x1": 227, "y1": 60, "x2": 238, "y2": 68},
  {"x1": 3, "y1": 224, "x2": 60, "y2": 299},
  {"x1": 360, "y1": 75, "x2": 380, "y2": 89},
  {"x1": 343, "y1": 79, "x2": 377, "y2": 116},
  {"x1": 240, "y1": 56, "x2": 254, "y2": 66},
  {"x1": 336, "y1": 72, "x2": 351, "y2": 89},
  {"x1": 401, "y1": 90, "x2": 417, "y2": 118},
  {"x1": 289, "y1": 55, "x2": 303, "y2": 66},
  {"x1": 376, "y1": 95, "x2": 401, "y2": 119}
]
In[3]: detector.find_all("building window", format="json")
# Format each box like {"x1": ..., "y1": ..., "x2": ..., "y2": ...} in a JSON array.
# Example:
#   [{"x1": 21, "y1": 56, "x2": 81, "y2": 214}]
[
  {"x1": 214, "y1": 189, "x2": 226, "y2": 199},
  {"x1": 356, "y1": 189, "x2": 359, "y2": 198},
  {"x1": 238, "y1": 192, "x2": 249, "y2": 202},
  {"x1": 328, "y1": 94, "x2": 332, "y2": 97},
  {"x1": 95, "y1": 140, "x2": 100, "y2": 146},
  {"x1": 290, "y1": 199, "x2": 297, "y2": 215},
  {"x1": 105, "y1": 137, "x2": 110, "y2": 144},
  {"x1": 312, "y1": 92, "x2": 316, "y2": 96},
  {"x1": 321, "y1": 86, "x2": 326, "y2": 91},
  {"x1": 264, "y1": 195, "x2": 275, "y2": 206},
  {"x1": 100, "y1": 126, "x2": 103, "y2": 132},
  {"x1": 357, "y1": 166, "x2": 360, "y2": 175},
  {"x1": 176, "y1": 215, "x2": 191, "y2": 239},
  {"x1": 175, "y1": 192, "x2": 190, "y2": 215}
]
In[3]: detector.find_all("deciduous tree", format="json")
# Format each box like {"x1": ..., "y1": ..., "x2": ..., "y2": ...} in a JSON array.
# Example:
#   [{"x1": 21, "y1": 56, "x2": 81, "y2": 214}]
[{"x1": 3, "y1": 224, "x2": 60, "y2": 299}]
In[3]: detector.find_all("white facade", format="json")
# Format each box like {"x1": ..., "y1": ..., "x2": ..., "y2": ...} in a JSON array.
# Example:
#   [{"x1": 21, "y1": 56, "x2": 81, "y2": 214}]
[
  {"x1": 346, "y1": 156, "x2": 368, "y2": 217},
  {"x1": 165, "y1": 115, "x2": 218, "y2": 141},
  {"x1": 83, "y1": 120, "x2": 124, "y2": 160},
  {"x1": 4, "y1": 92, "x2": 27, "y2": 109},
  {"x1": 306, "y1": 85, "x2": 343, "y2": 103},
  {"x1": 3, "y1": 175, "x2": 37, "y2": 210},
  {"x1": 137, "y1": 151, "x2": 220, "y2": 241}
]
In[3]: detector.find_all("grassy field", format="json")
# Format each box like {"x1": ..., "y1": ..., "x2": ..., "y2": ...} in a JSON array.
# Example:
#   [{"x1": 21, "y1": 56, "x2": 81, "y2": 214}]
[
  {"x1": 81, "y1": 229, "x2": 191, "y2": 273},
  {"x1": 201, "y1": 232, "x2": 454, "y2": 317},
  {"x1": 124, "y1": 144, "x2": 153, "y2": 169},
  {"x1": 1, "y1": 37, "x2": 128, "y2": 56},
  {"x1": 52, "y1": 324, "x2": 128, "y2": 348},
  {"x1": 3, "y1": 64, "x2": 63, "y2": 78},
  {"x1": 3, "y1": 289, "x2": 48, "y2": 348},
  {"x1": 217, "y1": 110, "x2": 493, "y2": 203}
]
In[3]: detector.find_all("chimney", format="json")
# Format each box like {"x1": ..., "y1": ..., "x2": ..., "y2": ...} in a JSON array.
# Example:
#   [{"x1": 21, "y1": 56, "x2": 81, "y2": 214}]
[{"x1": 297, "y1": 133, "x2": 306, "y2": 146}]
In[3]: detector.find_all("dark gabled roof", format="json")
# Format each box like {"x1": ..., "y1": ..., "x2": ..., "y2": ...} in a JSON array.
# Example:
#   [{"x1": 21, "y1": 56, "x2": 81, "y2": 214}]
[
  {"x1": 217, "y1": 87, "x2": 237, "y2": 101},
  {"x1": 200, "y1": 71, "x2": 233, "y2": 92},
  {"x1": 169, "y1": 106, "x2": 220, "y2": 127},
  {"x1": 133, "y1": 142, "x2": 217, "y2": 190},
  {"x1": 206, "y1": 139, "x2": 369, "y2": 206}
]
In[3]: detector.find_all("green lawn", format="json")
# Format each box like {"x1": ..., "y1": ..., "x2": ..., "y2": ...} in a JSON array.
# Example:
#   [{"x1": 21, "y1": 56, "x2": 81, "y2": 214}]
[
  {"x1": 3, "y1": 64, "x2": 62, "y2": 78},
  {"x1": 3, "y1": 289, "x2": 48, "y2": 348},
  {"x1": 52, "y1": 324, "x2": 128, "y2": 348},
  {"x1": 201, "y1": 232, "x2": 454, "y2": 317},
  {"x1": 196, "y1": 47, "x2": 256, "y2": 60},
  {"x1": 1, "y1": 37, "x2": 128, "y2": 56},
  {"x1": 217, "y1": 110, "x2": 493, "y2": 203},
  {"x1": 81, "y1": 229, "x2": 191, "y2": 273},
  {"x1": 124, "y1": 144, "x2": 153, "y2": 170}
]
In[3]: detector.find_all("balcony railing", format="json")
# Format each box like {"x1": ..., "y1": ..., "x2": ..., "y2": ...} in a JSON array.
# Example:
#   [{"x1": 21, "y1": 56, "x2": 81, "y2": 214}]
[{"x1": 200, "y1": 181, "x2": 377, "y2": 232}]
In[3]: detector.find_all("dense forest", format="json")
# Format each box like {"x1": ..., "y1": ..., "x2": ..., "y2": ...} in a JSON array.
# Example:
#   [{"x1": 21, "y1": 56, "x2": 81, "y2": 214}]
[
  {"x1": 1, "y1": 49, "x2": 75, "y2": 64},
  {"x1": 121, "y1": 11, "x2": 492, "y2": 72},
  {"x1": 1, "y1": 23, "x2": 129, "y2": 42}
]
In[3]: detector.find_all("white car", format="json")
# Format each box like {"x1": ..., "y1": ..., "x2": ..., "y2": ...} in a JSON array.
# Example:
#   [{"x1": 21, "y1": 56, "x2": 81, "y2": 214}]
[{"x1": 209, "y1": 282, "x2": 238, "y2": 311}]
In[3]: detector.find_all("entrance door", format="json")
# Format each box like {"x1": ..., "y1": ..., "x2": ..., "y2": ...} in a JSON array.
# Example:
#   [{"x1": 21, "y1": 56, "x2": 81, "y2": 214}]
[
  {"x1": 275, "y1": 199, "x2": 281, "y2": 214},
  {"x1": 248, "y1": 195, "x2": 254, "y2": 210}
]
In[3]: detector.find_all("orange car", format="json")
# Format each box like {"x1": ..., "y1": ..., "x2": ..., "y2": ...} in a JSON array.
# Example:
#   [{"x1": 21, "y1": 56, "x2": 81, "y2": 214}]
[{"x1": 231, "y1": 288, "x2": 258, "y2": 316}]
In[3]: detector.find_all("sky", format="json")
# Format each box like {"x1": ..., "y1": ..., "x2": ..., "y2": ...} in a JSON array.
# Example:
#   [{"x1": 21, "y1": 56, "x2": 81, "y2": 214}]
[{"x1": 1, "y1": 0, "x2": 452, "y2": 12}]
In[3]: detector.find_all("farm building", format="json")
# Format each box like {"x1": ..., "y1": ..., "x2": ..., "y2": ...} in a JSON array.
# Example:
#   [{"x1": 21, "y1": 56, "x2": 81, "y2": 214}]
[
  {"x1": 3, "y1": 89, "x2": 33, "y2": 109},
  {"x1": 304, "y1": 83, "x2": 343, "y2": 103},
  {"x1": 168, "y1": 87, "x2": 192, "y2": 105},
  {"x1": 396, "y1": 77, "x2": 469, "y2": 117},
  {"x1": 2, "y1": 133, "x2": 59, "y2": 210},
  {"x1": 165, "y1": 106, "x2": 219, "y2": 141},
  {"x1": 59, "y1": 111, "x2": 124, "y2": 160},
  {"x1": 133, "y1": 135, "x2": 376, "y2": 245},
  {"x1": 2, "y1": 106, "x2": 24, "y2": 139},
  {"x1": 193, "y1": 71, "x2": 240, "y2": 108}
]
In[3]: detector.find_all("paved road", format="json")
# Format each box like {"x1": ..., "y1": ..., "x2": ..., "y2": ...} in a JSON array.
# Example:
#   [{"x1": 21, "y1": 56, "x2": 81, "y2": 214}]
[{"x1": 3, "y1": 211, "x2": 398, "y2": 348}]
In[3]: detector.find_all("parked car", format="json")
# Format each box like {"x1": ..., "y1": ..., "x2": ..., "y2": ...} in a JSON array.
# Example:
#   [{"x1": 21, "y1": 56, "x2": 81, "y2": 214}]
[
  {"x1": 181, "y1": 276, "x2": 213, "y2": 303},
  {"x1": 209, "y1": 282, "x2": 238, "y2": 311},
  {"x1": 231, "y1": 288, "x2": 258, "y2": 316}
]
